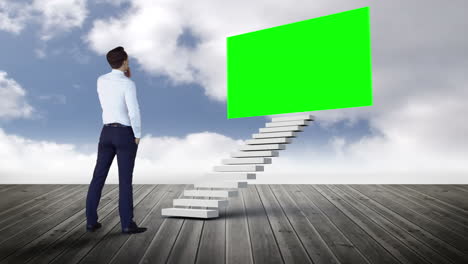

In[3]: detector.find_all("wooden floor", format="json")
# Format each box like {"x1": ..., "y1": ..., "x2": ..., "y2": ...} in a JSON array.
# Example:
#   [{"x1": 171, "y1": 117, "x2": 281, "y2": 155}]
[{"x1": 0, "y1": 184, "x2": 467, "y2": 264}]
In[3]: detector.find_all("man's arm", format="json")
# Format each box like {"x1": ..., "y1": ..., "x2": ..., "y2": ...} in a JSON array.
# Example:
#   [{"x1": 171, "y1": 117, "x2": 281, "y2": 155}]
[{"x1": 124, "y1": 80, "x2": 141, "y2": 139}]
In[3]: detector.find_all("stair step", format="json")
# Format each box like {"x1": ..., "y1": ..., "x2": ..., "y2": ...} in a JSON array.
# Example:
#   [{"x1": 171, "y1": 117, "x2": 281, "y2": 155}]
[
  {"x1": 193, "y1": 181, "x2": 248, "y2": 188},
  {"x1": 259, "y1": 125, "x2": 304, "y2": 133},
  {"x1": 173, "y1": 198, "x2": 229, "y2": 208},
  {"x1": 222, "y1": 157, "x2": 272, "y2": 165},
  {"x1": 161, "y1": 208, "x2": 219, "y2": 218},
  {"x1": 214, "y1": 165, "x2": 264, "y2": 172},
  {"x1": 239, "y1": 144, "x2": 285, "y2": 151},
  {"x1": 245, "y1": 138, "x2": 292, "y2": 145},
  {"x1": 266, "y1": 120, "x2": 311, "y2": 127},
  {"x1": 231, "y1": 150, "x2": 279, "y2": 158},
  {"x1": 271, "y1": 114, "x2": 314, "y2": 122},
  {"x1": 252, "y1": 132, "x2": 297, "y2": 139},
  {"x1": 202, "y1": 172, "x2": 257, "y2": 180},
  {"x1": 184, "y1": 189, "x2": 238, "y2": 198}
]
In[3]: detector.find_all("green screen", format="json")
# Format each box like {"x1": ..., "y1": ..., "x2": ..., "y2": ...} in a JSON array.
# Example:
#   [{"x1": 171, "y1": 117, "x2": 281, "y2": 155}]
[{"x1": 226, "y1": 6, "x2": 372, "y2": 119}]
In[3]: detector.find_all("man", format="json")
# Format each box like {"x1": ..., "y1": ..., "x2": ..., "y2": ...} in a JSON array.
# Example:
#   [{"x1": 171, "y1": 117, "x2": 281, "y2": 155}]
[{"x1": 86, "y1": 46, "x2": 147, "y2": 234}]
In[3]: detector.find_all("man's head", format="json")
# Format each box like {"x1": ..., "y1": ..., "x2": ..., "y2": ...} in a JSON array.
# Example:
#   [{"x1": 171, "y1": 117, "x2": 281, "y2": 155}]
[{"x1": 106, "y1": 46, "x2": 129, "y2": 71}]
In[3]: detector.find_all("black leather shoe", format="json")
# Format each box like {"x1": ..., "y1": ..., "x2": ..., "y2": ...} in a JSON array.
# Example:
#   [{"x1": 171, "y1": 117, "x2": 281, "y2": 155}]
[
  {"x1": 122, "y1": 222, "x2": 147, "y2": 234},
  {"x1": 86, "y1": 222, "x2": 102, "y2": 232}
]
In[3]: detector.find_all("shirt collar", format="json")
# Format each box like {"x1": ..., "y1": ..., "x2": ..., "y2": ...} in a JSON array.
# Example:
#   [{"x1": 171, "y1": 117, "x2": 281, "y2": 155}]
[{"x1": 110, "y1": 69, "x2": 125, "y2": 75}]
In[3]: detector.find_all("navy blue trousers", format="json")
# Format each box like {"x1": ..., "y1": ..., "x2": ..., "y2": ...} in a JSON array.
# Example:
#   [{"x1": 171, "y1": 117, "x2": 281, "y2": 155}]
[{"x1": 86, "y1": 125, "x2": 138, "y2": 229}]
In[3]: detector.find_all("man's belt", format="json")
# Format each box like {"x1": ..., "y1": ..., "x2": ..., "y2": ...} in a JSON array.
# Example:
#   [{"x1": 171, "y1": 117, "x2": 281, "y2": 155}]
[{"x1": 104, "y1": 123, "x2": 129, "y2": 127}]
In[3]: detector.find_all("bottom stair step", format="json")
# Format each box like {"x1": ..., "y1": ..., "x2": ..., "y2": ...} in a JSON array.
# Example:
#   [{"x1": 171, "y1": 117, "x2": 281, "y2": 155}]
[
  {"x1": 161, "y1": 208, "x2": 219, "y2": 218},
  {"x1": 173, "y1": 198, "x2": 229, "y2": 208},
  {"x1": 184, "y1": 189, "x2": 238, "y2": 198},
  {"x1": 193, "y1": 181, "x2": 248, "y2": 188}
]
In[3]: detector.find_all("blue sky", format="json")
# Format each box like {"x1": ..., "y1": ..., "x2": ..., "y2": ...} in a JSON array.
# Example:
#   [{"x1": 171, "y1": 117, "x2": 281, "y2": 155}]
[{"x1": 0, "y1": 0, "x2": 466, "y2": 184}]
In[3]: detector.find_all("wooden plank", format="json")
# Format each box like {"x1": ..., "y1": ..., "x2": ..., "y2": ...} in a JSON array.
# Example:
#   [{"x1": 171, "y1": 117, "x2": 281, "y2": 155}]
[
  {"x1": 380, "y1": 185, "x2": 468, "y2": 237},
  {"x1": 423, "y1": 184, "x2": 468, "y2": 194},
  {"x1": 282, "y1": 184, "x2": 367, "y2": 263},
  {"x1": 0, "y1": 185, "x2": 89, "y2": 243},
  {"x1": 256, "y1": 185, "x2": 312, "y2": 263},
  {"x1": 404, "y1": 185, "x2": 468, "y2": 211},
  {"x1": 0, "y1": 185, "x2": 18, "y2": 193},
  {"x1": 0, "y1": 184, "x2": 130, "y2": 264},
  {"x1": 450, "y1": 185, "x2": 468, "y2": 193},
  {"x1": 195, "y1": 195, "x2": 226, "y2": 264},
  {"x1": 224, "y1": 184, "x2": 254, "y2": 264},
  {"x1": 301, "y1": 185, "x2": 399, "y2": 264},
  {"x1": 316, "y1": 185, "x2": 429, "y2": 264},
  {"x1": 240, "y1": 184, "x2": 283, "y2": 264},
  {"x1": 396, "y1": 184, "x2": 468, "y2": 221},
  {"x1": 0, "y1": 184, "x2": 69, "y2": 219},
  {"x1": 0, "y1": 184, "x2": 116, "y2": 261},
  {"x1": 0, "y1": 184, "x2": 62, "y2": 212},
  {"x1": 24, "y1": 185, "x2": 141, "y2": 264},
  {"x1": 397, "y1": 185, "x2": 468, "y2": 220},
  {"x1": 102, "y1": 184, "x2": 188, "y2": 264},
  {"x1": 331, "y1": 185, "x2": 451, "y2": 264},
  {"x1": 49, "y1": 185, "x2": 158, "y2": 264},
  {"x1": 165, "y1": 187, "x2": 206, "y2": 264},
  {"x1": 340, "y1": 185, "x2": 468, "y2": 264},
  {"x1": 0, "y1": 185, "x2": 80, "y2": 226},
  {"x1": 351, "y1": 185, "x2": 468, "y2": 254},
  {"x1": 138, "y1": 185, "x2": 196, "y2": 264},
  {"x1": 165, "y1": 219, "x2": 204, "y2": 264},
  {"x1": 269, "y1": 184, "x2": 339, "y2": 264},
  {"x1": 78, "y1": 184, "x2": 169, "y2": 264}
]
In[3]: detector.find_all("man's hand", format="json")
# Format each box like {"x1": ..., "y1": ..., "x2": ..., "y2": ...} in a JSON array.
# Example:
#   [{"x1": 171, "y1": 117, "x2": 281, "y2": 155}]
[
  {"x1": 125, "y1": 67, "x2": 131, "y2": 78},
  {"x1": 135, "y1": 137, "x2": 140, "y2": 145}
]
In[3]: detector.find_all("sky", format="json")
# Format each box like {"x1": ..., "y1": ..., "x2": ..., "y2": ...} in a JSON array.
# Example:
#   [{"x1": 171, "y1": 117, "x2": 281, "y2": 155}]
[{"x1": 0, "y1": 0, "x2": 467, "y2": 184}]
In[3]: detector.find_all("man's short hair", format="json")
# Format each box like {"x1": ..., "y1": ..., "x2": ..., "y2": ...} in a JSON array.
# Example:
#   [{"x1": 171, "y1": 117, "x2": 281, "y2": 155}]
[{"x1": 106, "y1": 46, "x2": 128, "y2": 69}]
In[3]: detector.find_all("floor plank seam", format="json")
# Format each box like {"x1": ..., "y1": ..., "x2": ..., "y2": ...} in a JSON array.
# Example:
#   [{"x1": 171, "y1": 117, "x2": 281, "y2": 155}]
[
  {"x1": 0, "y1": 185, "x2": 69, "y2": 218},
  {"x1": 379, "y1": 185, "x2": 468, "y2": 237},
  {"x1": 325, "y1": 184, "x2": 431, "y2": 264},
  {"x1": 343, "y1": 185, "x2": 467, "y2": 263},
  {"x1": 105, "y1": 184, "x2": 166, "y2": 264},
  {"x1": 301, "y1": 184, "x2": 372, "y2": 264},
  {"x1": 77, "y1": 184, "x2": 159, "y2": 264},
  {"x1": 399, "y1": 185, "x2": 468, "y2": 217},
  {"x1": 137, "y1": 184, "x2": 188, "y2": 264},
  {"x1": 332, "y1": 185, "x2": 444, "y2": 264},
  {"x1": 281, "y1": 184, "x2": 341, "y2": 264},
  {"x1": 47, "y1": 185, "x2": 142, "y2": 264},
  {"x1": 268, "y1": 184, "x2": 314, "y2": 264},
  {"x1": 240, "y1": 187, "x2": 255, "y2": 264},
  {"x1": 347, "y1": 185, "x2": 467, "y2": 254},
  {"x1": 254, "y1": 184, "x2": 286, "y2": 264}
]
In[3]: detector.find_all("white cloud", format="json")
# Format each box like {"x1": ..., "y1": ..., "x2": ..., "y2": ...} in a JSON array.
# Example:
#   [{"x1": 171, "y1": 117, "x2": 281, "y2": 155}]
[
  {"x1": 0, "y1": 0, "x2": 33, "y2": 34},
  {"x1": 0, "y1": 0, "x2": 88, "y2": 43},
  {"x1": 1, "y1": 123, "x2": 466, "y2": 184},
  {"x1": 33, "y1": 0, "x2": 88, "y2": 41},
  {"x1": 37, "y1": 94, "x2": 67, "y2": 104},
  {"x1": 94, "y1": 0, "x2": 129, "y2": 6},
  {"x1": 0, "y1": 71, "x2": 35, "y2": 120},
  {"x1": 0, "y1": 128, "x2": 245, "y2": 184}
]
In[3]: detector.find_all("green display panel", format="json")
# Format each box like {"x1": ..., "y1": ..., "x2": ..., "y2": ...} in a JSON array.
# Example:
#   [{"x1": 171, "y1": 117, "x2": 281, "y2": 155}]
[{"x1": 226, "y1": 6, "x2": 372, "y2": 119}]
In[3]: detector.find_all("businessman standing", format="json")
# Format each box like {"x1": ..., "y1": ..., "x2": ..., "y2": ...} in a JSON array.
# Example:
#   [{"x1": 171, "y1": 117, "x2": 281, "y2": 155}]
[{"x1": 86, "y1": 46, "x2": 147, "y2": 234}]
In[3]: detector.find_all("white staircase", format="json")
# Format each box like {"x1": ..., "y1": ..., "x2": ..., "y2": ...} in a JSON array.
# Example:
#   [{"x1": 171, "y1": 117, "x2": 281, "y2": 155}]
[{"x1": 161, "y1": 114, "x2": 314, "y2": 218}]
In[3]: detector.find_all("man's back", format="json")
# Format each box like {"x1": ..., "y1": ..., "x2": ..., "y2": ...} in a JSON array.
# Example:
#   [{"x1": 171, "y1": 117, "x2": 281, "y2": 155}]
[{"x1": 97, "y1": 69, "x2": 141, "y2": 138}]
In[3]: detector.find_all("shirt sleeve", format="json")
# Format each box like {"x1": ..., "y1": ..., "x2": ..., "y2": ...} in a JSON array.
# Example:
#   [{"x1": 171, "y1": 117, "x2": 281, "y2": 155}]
[{"x1": 124, "y1": 80, "x2": 141, "y2": 138}]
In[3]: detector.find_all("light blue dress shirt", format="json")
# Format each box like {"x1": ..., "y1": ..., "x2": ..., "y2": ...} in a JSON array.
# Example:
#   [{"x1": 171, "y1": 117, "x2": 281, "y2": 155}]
[{"x1": 97, "y1": 69, "x2": 141, "y2": 138}]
